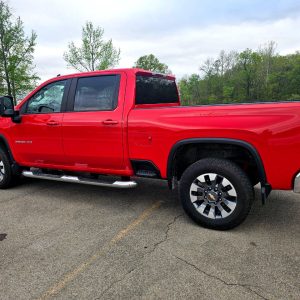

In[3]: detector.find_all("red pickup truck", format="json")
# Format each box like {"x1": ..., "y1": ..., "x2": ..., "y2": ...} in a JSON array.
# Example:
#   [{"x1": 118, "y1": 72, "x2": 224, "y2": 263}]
[{"x1": 0, "y1": 68, "x2": 299, "y2": 230}]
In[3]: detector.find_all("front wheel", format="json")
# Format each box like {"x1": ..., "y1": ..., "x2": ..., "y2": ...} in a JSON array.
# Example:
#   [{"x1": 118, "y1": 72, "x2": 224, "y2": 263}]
[
  {"x1": 0, "y1": 148, "x2": 17, "y2": 189},
  {"x1": 179, "y1": 158, "x2": 254, "y2": 230}
]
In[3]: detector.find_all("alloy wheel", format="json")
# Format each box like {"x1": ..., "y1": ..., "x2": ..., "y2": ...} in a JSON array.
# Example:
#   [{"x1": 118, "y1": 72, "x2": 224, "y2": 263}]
[{"x1": 189, "y1": 173, "x2": 237, "y2": 219}]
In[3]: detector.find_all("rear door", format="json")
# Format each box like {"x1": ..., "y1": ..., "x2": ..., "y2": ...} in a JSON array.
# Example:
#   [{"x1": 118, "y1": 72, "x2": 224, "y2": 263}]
[{"x1": 62, "y1": 74, "x2": 125, "y2": 172}]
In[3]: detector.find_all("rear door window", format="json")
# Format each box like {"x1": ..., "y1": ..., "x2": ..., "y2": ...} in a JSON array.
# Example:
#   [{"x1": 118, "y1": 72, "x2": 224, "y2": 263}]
[{"x1": 73, "y1": 75, "x2": 120, "y2": 111}]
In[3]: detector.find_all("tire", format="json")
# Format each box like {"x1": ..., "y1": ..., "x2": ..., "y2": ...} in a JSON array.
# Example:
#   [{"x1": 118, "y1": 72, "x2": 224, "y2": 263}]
[
  {"x1": 0, "y1": 147, "x2": 16, "y2": 189},
  {"x1": 179, "y1": 158, "x2": 254, "y2": 230}
]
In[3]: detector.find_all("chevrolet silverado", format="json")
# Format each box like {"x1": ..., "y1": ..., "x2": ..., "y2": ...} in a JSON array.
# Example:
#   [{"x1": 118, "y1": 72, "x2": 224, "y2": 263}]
[{"x1": 0, "y1": 68, "x2": 299, "y2": 230}]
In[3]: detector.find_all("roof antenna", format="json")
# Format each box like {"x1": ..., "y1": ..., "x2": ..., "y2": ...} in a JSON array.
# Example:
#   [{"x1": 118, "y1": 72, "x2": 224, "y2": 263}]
[{"x1": 57, "y1": 74, "x2": 61, "y2": 77}]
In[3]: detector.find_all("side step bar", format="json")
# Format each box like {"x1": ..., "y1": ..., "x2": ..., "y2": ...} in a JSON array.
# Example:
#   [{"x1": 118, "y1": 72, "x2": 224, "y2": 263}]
[{"x1": 22, "y1": 170, "x2": 137, "y2": 189}]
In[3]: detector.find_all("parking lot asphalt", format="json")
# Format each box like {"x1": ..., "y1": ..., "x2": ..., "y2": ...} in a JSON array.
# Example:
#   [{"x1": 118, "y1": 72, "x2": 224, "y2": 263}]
[{"x1": 0, "y1": 177, "x2": 299, "y2": 300}]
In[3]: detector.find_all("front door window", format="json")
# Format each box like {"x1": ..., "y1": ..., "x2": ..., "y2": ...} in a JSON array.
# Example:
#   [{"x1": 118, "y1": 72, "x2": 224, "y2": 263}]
[{"x1": 26, "y1": 80, "x2": 67, "y2": 114}]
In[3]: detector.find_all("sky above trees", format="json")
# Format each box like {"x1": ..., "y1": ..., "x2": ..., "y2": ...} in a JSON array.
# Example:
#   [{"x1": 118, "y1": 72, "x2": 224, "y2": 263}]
[{"x1": 9, "y1": 0, "x2": 300, "y2": 81}]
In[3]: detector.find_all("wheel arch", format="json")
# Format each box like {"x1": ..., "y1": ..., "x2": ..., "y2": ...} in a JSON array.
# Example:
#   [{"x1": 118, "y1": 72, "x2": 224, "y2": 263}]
[{"x1": 167, "y1": 138, "x2": 271, "y2": 203}]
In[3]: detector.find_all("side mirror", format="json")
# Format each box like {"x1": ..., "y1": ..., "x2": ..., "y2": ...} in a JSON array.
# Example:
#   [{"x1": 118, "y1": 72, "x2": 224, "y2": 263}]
[
  {"x1": 3, "y1": 108, "x2": 15, "y2": 117},
  {"x1": 0, "y1": 96, "x2": 14, "y2": 117},
  {"x1": 0, "y1": 96, "x2": 21, "y2": 123}
]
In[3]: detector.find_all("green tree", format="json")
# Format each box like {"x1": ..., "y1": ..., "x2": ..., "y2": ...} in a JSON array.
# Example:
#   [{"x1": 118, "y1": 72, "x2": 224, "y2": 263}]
[
  {"x1": 133, "y1": 54, "x2": 171, "y2": 74},
  {"x1": 258, "y1": 41, "x2": 276, "y2": 98},
  {"x1": 0, "y1": 1, "x2": 38, "y2": 103},
  {"x1": 179, "y1": 74, "x2": 201, "y2": 105},
  {"x1": 237, "y1": 49, "x2": 262, "y2": 100},
  {"x1": 64, "y1": 22, "x2": 120, "y2": 72},
  {"x1": 177, "y1": 43, "x2": 300, "y2": 105}
]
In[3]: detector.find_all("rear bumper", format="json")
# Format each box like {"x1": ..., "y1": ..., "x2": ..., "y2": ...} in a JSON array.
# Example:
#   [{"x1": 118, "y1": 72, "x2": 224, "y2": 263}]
[{"x1": 294, "y1": 173, "x2": 300, "y2": 193}]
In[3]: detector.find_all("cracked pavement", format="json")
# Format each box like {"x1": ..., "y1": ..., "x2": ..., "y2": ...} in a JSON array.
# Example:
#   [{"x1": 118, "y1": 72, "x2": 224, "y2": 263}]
[{"x1": 0, "y1": 177, "x2": 299, "y2": 299}]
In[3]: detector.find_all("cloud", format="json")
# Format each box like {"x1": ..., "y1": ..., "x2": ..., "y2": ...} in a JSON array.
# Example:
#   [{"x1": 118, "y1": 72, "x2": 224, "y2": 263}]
[
  {"x1": 8, "y1": 0, "x2": 300, "y2": 81},
  {"x1": 118, "y1": 17, "x2": 300, "y2": 78}
]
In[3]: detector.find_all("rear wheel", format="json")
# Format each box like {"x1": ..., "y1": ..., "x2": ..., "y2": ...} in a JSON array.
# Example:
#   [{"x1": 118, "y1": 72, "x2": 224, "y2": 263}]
[
  {"x1": 179, "y1": 158, "x2": 254, "y2": 230},
  {"x1": 0, "y1": 148, "x2": 16, "y2": 189}
]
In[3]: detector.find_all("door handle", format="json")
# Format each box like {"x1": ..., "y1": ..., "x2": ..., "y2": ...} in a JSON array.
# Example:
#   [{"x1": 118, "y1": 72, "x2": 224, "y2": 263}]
[
  {"x1": 103, "y1": 119, "x2": 119, "y2": 125},
  {"x1": 46, "y1": 120, "x2": 60, "y2": 126}
]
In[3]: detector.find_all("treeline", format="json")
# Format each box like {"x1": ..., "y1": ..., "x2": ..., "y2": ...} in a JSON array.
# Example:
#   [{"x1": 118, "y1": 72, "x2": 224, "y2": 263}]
[
  {"x1": 179, "y1": 42, "x2": 300, "y2": 105},
  {"x1": 1, "y1": 0, "x2": 300, "y2": 106}
]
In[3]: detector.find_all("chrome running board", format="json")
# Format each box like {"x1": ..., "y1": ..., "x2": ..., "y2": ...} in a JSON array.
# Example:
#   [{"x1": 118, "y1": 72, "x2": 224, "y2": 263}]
[{"x1": 22, "y1": 170, "x2": 137, "y2": 189}]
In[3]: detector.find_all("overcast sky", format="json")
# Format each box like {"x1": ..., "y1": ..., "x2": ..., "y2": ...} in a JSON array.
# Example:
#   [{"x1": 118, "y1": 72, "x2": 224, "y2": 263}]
[{"x1": 9, "y1": 0, "x2": 300, "y2": 81}]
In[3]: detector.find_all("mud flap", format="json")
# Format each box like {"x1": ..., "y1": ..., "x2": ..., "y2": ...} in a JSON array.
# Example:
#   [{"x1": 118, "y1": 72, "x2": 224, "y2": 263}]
[{"x1": 261, "y1": 183, "x2": 272, "y2": 205}]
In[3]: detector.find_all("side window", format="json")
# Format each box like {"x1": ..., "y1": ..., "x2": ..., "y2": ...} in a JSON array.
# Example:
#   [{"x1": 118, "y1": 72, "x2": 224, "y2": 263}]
[
  {"x1": 26, "y1": 80, "x2": 67, "y2": 114},
  {"x1": 74, "y1": 75, "x2": 120, "y2": 111},
  {"x1": 136, "y1": 75, "x2": 179, "y2": 104}
]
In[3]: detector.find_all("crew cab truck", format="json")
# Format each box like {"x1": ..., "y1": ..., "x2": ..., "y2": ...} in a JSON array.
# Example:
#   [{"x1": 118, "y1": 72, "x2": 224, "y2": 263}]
[{"x1": 0, "y1": 68, "x2": 300, "y2": 230}]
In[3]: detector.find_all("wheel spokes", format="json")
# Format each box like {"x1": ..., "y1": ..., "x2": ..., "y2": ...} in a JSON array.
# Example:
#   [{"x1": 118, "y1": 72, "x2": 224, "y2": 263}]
[
  {"x1": 222, "y1": 184, "x2": 232, "y2": 192},
  {"x1": 222, "y1": 198, "x2": 236, "y2": 211},
  {"x1": 194, "y1": 179, "x2": 205, "y2": 188},
  {"x1": 225, "y1": 195, "x2": 237, "y2": 202},
  {"x1": 215, "y1": 205, "x2": 223, "y2": 218},
  {"x1": 217, "y1": 203, "x2": 231, "y2": 218},
  {"x1": 193, "y1": 199, "x2": 204, "y2": 208},
  {"x1": 190, "y1": 172, "x2": 238, "y2": 220},
  {"x1": 207, "y1": 205, "x2": 216, "y2": 219},
  {"x1": 191, "y1": 190, "x2": 201, "y2": 196},
  {"x1": 197, "y1": 202, "x2": 207, "y2": 214},
  {"x1": 204, "y1": 174, "x2": 212, "y2": 185},
  {"x1": 215, "y1": 175, "x2": 224, "y2": 185}
]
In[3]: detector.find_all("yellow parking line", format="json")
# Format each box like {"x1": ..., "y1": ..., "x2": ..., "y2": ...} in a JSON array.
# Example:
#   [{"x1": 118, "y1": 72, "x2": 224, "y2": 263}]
[{"x1": 38, "y1": 201, "x2": 161, "y2": 300}]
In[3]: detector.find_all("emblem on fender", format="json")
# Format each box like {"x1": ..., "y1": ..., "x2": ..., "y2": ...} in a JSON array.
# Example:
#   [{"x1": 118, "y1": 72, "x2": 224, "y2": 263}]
[{"x1": 15, "y1": 140, "x2": 32, "y2": 144}]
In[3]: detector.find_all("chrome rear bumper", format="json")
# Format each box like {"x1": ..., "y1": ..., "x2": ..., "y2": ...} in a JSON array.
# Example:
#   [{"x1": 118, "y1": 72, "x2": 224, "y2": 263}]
[{"x1": 294, "y1": 173, "x2": 300, "y2": 193}]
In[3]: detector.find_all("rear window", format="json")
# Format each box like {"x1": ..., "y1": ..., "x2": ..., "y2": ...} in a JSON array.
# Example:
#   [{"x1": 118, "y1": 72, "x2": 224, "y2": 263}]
[{"x1": 135, "y1": 75, "x2": 179, "y2": 104}]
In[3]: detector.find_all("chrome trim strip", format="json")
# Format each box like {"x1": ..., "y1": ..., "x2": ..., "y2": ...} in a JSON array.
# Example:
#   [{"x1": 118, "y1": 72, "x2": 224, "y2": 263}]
[
  {"x1": 294, "y1": 173, "x2": 300, "y2": 193},
  {"x1": 22, "y1": 171, "x2": 137, "y2": 189}
]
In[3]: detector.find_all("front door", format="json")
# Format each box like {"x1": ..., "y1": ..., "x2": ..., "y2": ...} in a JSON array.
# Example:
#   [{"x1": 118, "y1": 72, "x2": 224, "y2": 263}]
[
  {"x1": 62, "y1": 74, "x2": 124, "y2": 172},
  {"x1": 14, "y1": 79, "x2": 69, "y2": 166}
]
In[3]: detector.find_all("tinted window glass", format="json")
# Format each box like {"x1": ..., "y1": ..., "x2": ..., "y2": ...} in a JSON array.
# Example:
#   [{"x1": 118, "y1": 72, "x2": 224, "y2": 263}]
[
  {"x1": 26, "y1": 80, "x2": 67, "y2": 114},
  {"x1": 74, "y1": 75, "x2": 120, "y2": 111},
  {"x1": 136, "y1": 75, "x2": 179, "y2": 104}
]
